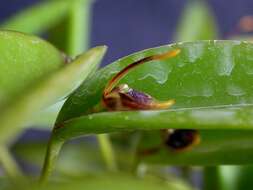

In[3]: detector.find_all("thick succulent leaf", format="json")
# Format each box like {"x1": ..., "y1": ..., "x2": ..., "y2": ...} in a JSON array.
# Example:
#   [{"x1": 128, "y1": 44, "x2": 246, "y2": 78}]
[
  {"x1": 0, "y1": 46, "x2": 106, "y2": 143},
  {"x1": 0, "y1": 30, "x2": 64, "y2": 106},
  {"x1": 57, "y1": 40, "x2": 253, "y2": 123},
  {"x1": 42, "y1": 41, "x2": 253, "y2": 182},
  {"x1": 54, "y1": 106, "x2": 253, "y2": 141},
  {"x1": 174, "y1": 0, "x2": 218, "y2": 41},
  {"x1": 0, "y1": 1, "x2": 70, "y2": 34},
  {"x1": 138, "y1": 130, "x2": 253, "y2": 165},
  {"x1": 42, "y1": 41, "x2": 253, "y2": 172},
  {"x1": 52, "y1": 106, "x2": 253, "y2": 165}
]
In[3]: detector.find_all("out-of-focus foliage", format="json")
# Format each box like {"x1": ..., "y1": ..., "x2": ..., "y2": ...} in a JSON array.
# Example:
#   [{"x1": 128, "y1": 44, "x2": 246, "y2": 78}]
[
  {"x1": 174, "y1": 0, "x2": 218, "y2": 41},
  {"x1": 0, "y1": 0, "x2": 253, "y2": 189},
  {"x1": 1, "y1": 1, "x2": 70, "y2": 35},
  {"x1": 5, "y1": 174, "x2": 193, "y2": 190},
  {"x1": 0, "y1": 31, "x2": 106, "y2": 143},
  {"x1": 0, "y1": 30, "x2": 64, "y2": 106}
]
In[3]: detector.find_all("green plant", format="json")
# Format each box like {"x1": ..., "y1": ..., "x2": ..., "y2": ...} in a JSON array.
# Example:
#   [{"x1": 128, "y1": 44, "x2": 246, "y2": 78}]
[{"x1": 1, "y1": 0, "x2": 253, "y2": 190}]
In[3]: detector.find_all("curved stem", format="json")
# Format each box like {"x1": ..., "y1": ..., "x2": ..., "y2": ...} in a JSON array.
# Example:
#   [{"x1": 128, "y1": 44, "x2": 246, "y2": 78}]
[
  {"x1": 40, "y1": 0, "x2": 92, "y2": 184},
  {"x1": 97, "y1": 134, "x2": 117, "y2": 171},
  {"x1": 0, "y1": 145, "x2": 23, "y2": 179},
  {"x1": 40, "y1": 132, "x2": 117, "y2": 184},
  {"x1": 39, "y1": 135, "x2": 64, "y2": 184}
]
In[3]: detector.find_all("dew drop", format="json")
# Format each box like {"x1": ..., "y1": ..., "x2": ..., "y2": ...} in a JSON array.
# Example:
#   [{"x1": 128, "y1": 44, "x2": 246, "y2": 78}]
[
  {"x1": 138, "y1": 61, "x2": 172, "y2": 84},
  {"x1": 227, "y1": 84, "x2": 245, "y2": 96},
  {"x1": 186, "y1": 43, "x2": 204, "y2": 63},
  {"x1": 216, "y1": 46, "x2": 234, "y2": 76}
]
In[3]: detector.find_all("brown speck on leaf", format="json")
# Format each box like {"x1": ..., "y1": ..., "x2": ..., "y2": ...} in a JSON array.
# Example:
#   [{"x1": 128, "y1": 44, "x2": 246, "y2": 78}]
[
  {"x1": 164, "y1": 129, "x2": 200, "y2": 151},
  {"x1": 54, "y1": 123, "x2": 64, "y2": 130},
  {"x1": 61, "y1": 52, "x2": 73, "y2": 65},
  {"x1": 138, "y1": 146, "x2": 161, "y2": 156}
]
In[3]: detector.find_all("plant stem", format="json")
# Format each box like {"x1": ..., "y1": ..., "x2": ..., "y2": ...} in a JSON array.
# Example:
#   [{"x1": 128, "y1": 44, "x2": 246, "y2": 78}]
[
  {"x1": 181, "y1": 166, "x2": 191, "y2": 182},
  {"x1": 40, "y1": 0, "x2": 93, "y2": 184},
  {"x1": 48, "y1": 0, "x2": 91, "y2": 56},
  {"x1": 97, "y1": 134, "x2": 117, "y2": 171},
  {"x1": 203, "y1": 166, "x2": 222, "y2": 190},
  {"x1": 219, "y1": 166, "x2": 239, "y2": 190},
  {"x1": 39, "y1": 135, "x2": 64, "y2": 184},
  {"x1": 67, "y1": 0, "x2": 91, "y2": 56},
  {"x1": 0, "y1": 145, "x2": 23, "y2": 179},
  {"x1": 40, "y1": 133, "x2": 117, "y2": 183}
]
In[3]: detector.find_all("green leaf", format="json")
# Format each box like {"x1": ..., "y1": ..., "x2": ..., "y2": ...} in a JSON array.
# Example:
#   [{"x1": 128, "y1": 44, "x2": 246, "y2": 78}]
[
  {"x1": 138, "y1": 129, "x2": 253, "y2": 165},
  {"x1": 0, "y1": 30, "x2": 64, "y2": 178},
  {"x1": 0, "y1": 30, "x2": 64, "y2": 106},
  {"x1": 50, "y1": 108, "x2": 253, "y2": 165},
  {"x1": 174, "y1": 0, "x2": 218, "y2": 41},
  {"x1": 0, "y1": 1, "x2": 71, "y2": 34},
  {"x1": 40, "y1": 41, "x2": 253, "y2": 182},
  {"x1": 0, "y1": 45, "x2": 106, "y2": 143},
  {"x1": 54, "y1": 106, "x2": 253, "y2": 140},
  {"x1": 57, "y1": 40, "x2": 253, "y2": 123},
  {"x1": 31, "y1": 101, "x2": 65, "y2": 128}
]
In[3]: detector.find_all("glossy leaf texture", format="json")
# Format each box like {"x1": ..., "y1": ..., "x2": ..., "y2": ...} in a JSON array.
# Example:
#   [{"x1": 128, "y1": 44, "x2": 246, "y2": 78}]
[
  {"x1": 174, "y1": 0, "x2": 218, "y2": 41},
  {"x1": 41, "y1": 40, "x2": 253, "y2": 182},
  {"x1": 0, "y1": 1, "x2": 71, "y2": 35},
  {"x1": 0, "y1": 42, "x2": 106, "y2": 143},
  {"x1": 43, "y1": 40, "x2": 253, "y2": 168},
  {"x1": 57, "y1": 40, "x2": 253, "y2": 123},
  {"x1": 54, "y1": 106, "x2": 253, "y2": 140}
]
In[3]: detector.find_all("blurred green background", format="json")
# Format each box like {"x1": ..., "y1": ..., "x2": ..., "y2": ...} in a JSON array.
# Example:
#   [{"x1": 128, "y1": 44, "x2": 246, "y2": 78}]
[{"x1": 1, "y1": 0, "x2": 253, "y2": 190}]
